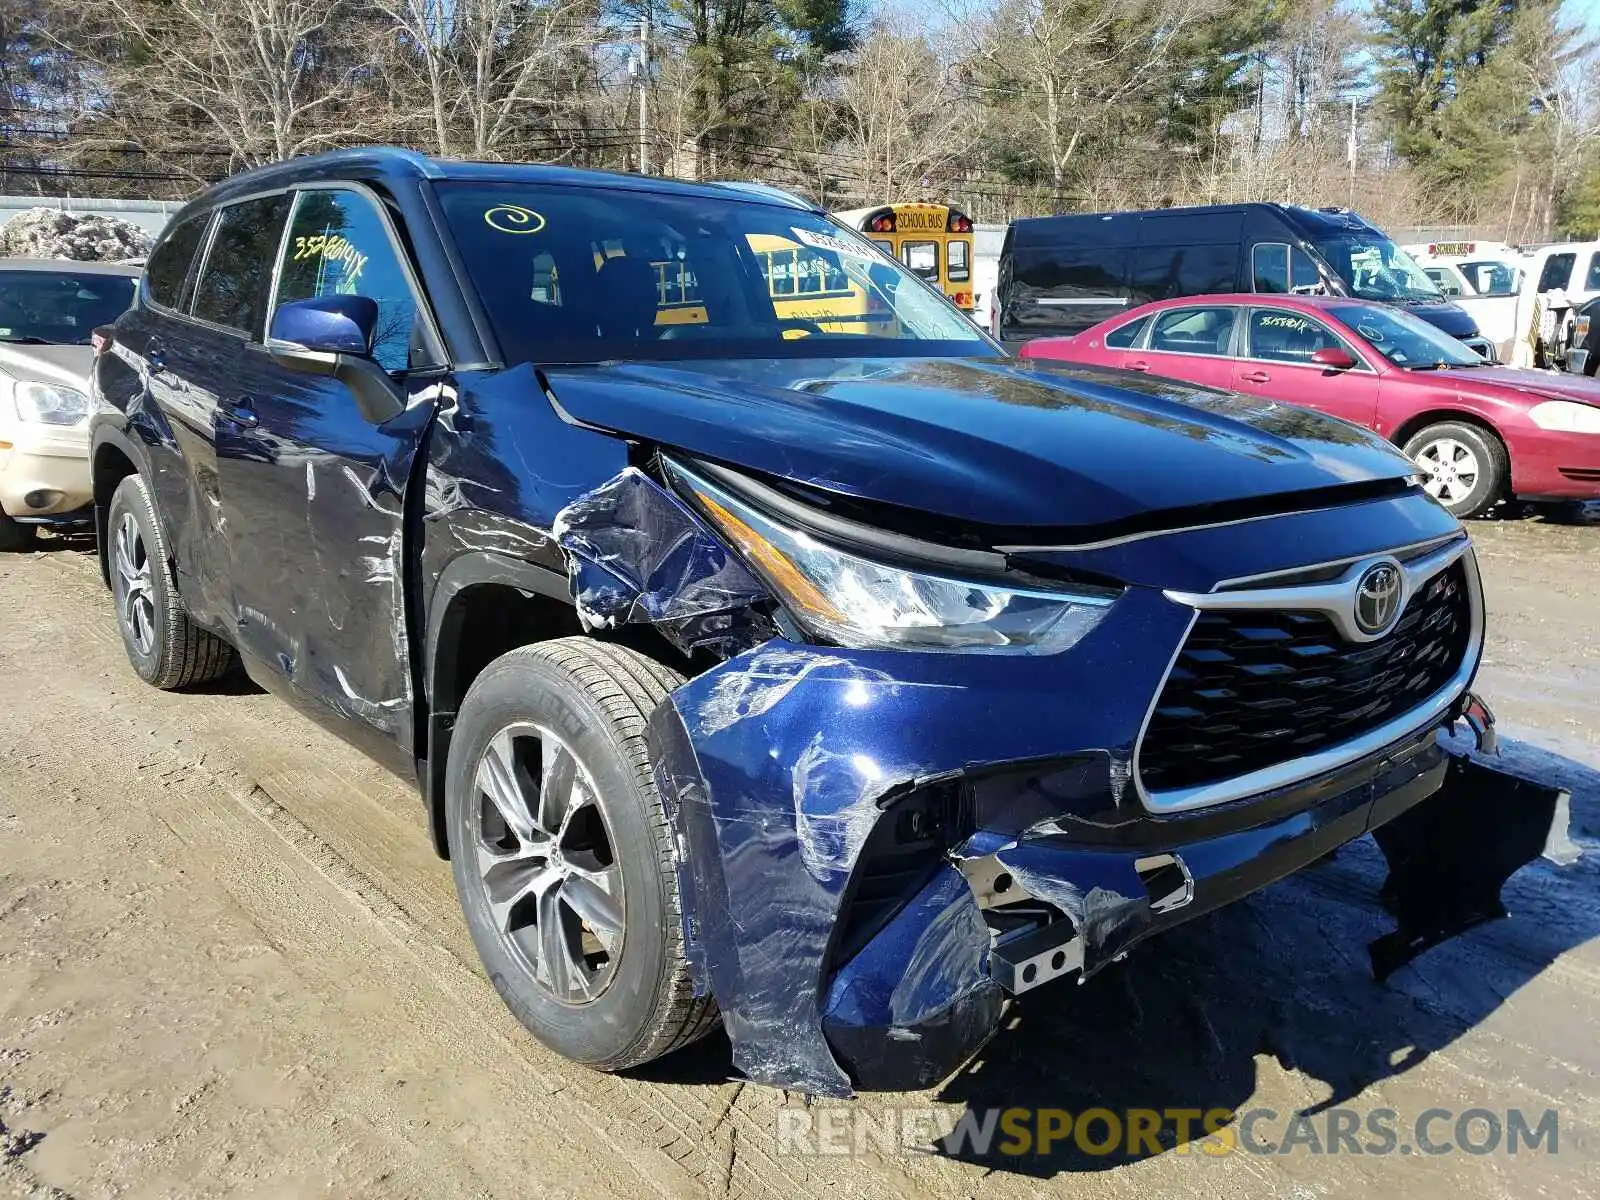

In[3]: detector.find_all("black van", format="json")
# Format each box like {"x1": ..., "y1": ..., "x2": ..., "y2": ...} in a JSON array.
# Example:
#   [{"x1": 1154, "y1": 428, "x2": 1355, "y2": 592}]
[{"x1": 994, "y1": 203, "x2": 1494, "y2": 359}]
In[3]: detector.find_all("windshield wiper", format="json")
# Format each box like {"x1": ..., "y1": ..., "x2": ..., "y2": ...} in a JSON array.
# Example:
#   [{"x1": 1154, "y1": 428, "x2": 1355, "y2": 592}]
[{"x1": 0, "y1": 335, "x2": 55, "y2": 345}]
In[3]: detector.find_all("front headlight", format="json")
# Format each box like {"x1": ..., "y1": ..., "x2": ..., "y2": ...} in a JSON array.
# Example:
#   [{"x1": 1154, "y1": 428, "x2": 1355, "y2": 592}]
[
  {"x1": 11, "y1": 381, "x2": 90, "y2": 426},
  {"x1": 673, "y1": 466, "x2": 1117, "y2": 654},
  {"x1": 1528, "y1": 400, "x2": 1600, "y2": 434}
]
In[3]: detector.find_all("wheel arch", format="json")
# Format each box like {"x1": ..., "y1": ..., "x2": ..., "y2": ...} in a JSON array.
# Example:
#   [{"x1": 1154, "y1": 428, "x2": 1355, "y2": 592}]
[
  {"x1": 90, "y1": 428, "x2": 146, "y2": 588},
  {"x1": 1390, "y1": 408, "x2": 1508, "y2": 457},
  {"x1": 420, "y1": 551, "x2": 691, "y2": 858}
]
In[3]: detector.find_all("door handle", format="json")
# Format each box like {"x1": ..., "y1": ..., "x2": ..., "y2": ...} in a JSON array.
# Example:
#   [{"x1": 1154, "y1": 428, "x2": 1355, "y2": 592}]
[
  {"x1": 221, "y1": 398, "x2": 259, "y2": 430},
  {"x1": 1127, "y1": 360, "x2": 1151, "y2": 372},
  {"x1": 1240, "y1": 370, "x2": 1272, "y2": 383}
]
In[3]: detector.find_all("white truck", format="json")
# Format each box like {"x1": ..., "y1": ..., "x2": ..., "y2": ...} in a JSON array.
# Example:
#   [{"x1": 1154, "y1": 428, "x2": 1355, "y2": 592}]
[{"x1": 1404, "y1": 241, "x2": 1525, "y2": 362}]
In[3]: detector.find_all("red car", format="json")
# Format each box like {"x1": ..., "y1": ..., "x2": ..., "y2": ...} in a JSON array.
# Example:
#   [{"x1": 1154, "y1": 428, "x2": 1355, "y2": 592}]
[{"x1": 1019, "y1": 293, "x2": 1600, "y2": 518}]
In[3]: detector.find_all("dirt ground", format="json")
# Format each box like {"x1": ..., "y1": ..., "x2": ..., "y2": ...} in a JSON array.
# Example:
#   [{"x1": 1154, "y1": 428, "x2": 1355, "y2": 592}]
[{"x1": 1, "y1": 515, "x2": 1597, "y2": 1200}]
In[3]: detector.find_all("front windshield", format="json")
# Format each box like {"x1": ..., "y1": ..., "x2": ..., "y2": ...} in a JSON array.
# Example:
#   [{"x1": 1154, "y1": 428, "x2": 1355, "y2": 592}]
[
  {"x1": 1314, "y1": 235, "x2": 1442, "y2": 303},
  {"x1": 435, "y1": 182, "x2": 988, "y2": 365},
  {"x1": 1461, "y1": 260, "x2": 1520, "y2": 297},
  {"x1": 0, "y1": 270, "x2": 136, "y2": 345},
  {"x1": 1327, "y1": 302, "x2": 1485, "y2": 369}
]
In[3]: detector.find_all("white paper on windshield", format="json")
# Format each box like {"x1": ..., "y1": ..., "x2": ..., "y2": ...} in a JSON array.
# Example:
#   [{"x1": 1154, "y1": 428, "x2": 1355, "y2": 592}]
[{"x1": 792, "y1": 227, "x2": 878, "y2": 262}]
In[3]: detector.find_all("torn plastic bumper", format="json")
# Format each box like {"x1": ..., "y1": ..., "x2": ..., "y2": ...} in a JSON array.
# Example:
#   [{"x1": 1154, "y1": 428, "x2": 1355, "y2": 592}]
[
  {"x1": 1369, "y1": 751, "x2": 1575, "y2": 980},
  {"x1": 652, "y1": 657, "x2": 1578, "y2": 1097}
]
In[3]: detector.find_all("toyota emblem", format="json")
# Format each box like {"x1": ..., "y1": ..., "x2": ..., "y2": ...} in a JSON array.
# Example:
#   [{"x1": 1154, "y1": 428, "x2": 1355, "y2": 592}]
[{"x1": 1353, "y1": 563, "x2": 1404, "y2": 637}]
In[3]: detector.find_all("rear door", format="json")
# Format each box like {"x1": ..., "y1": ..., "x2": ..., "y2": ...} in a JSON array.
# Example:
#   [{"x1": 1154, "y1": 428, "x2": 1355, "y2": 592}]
[
  {"x1": 1129, "y1": 303, "x2": 1241, "y2": 389},
  {"x1": 98, "y1": 212, "x2": 218, "y2": 615},
  {"x1": 214, "y1": 184, "x2": 442, "y2": 764},
  {"x1": 1232, "y1": 306, "x2": 1380, "y2": 429}
]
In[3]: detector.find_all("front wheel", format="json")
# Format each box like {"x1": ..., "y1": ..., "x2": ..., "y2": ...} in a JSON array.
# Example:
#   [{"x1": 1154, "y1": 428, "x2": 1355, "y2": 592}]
[
  {"x1": 445, "y1": 638, "x2": 718, "y2": 1070},
  {"x1": 1403, "y1": 421, "x2": 1508, "y2": 519}
]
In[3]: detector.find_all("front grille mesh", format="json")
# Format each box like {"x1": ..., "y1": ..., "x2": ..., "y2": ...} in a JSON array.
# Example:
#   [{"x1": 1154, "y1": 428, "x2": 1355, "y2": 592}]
[{"x1": 1139, "y1": 561, "x2": 1473, "y2": 794}]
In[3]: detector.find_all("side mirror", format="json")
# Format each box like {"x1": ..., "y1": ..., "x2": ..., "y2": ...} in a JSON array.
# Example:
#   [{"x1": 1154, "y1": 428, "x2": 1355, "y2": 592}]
[
  {"x1": 261, "y1": 295, "x2": 403, "y2": 425},
  {"x1": 1311, "y1": 346, "x2": 1357, "y2": 371},
  {"x1": 269, "y1": 294, "x2": 378, "y2": 356}
]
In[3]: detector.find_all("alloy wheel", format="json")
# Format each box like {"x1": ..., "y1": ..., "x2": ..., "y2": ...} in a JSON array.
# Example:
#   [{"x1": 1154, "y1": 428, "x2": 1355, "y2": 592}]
[
  {"x1": 113, "y1": 512, "x2": 157, "y2": 656},
  {"x1": 1414, "y1": 437, "x2": 1481, "y2": 506},
  {"x1": 470, "y1": 722, "x2": 626, "y2": 1004}
]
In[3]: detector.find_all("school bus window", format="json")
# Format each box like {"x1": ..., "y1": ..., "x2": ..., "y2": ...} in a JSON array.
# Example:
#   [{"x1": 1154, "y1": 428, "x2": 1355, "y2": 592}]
[
  {"x1": 871, "y1": 238, "x2": 892, "y2": 256},
  {"x1": 903, "y1": 240, "x2": 938, "y2": 281},
  {"x1": 949, "y1": 239, "x2": 970, "y2": 283},
  {"x1": 530, "y1": 251, "x2": 560, "y2": 303}
]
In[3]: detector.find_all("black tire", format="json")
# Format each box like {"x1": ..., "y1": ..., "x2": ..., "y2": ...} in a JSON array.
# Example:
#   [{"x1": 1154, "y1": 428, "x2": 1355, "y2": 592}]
[
  {"x1": 445, "y1": 638, "x2": 718, "y2": 1070},
  {"x1": 0, "y1": 511, "x2": 37, "y2": 552},
  {"x1": 1402, "y1": 421, "x2": 1508, "y2": 519},
  {"x1": 106, "y1": 474, "x2": 235, "y2": 689}
]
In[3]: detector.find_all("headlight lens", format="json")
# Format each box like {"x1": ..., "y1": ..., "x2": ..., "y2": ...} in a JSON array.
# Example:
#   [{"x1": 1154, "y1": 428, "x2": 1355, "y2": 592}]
[
  {"x1": 677, "y1": 469, "x2": 1117, "y2": 654},
  {"x1": 1528, "y1": 400, "x2": 1600, "y2": 434},
  {"x1": 11, "y1": 381, "x2": 90, "y2": 426}
]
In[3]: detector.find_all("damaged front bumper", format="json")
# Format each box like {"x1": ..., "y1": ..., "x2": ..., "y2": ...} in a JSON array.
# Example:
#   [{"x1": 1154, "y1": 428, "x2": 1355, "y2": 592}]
[
  {"x1": 649, "y1": 649, "x2": 1572, "y2": 1098},
  {"x1": 554, "y1": 467, "x2": 1575, "y2": 1098}
]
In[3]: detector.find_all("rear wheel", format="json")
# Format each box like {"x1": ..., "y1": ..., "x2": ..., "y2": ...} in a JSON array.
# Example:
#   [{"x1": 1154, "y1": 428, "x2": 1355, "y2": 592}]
[
  {"x1": 106, "y1": 474, "x2": 235, "y2": 688},
  {"x1": 1403, "y1": 421, "x2": 1507, "y2": 519},
  {"x1": 0, "y1": 511, "x2": 37, "y2": 552},
  {"x1": 445, "y1": 638, "x2": 717, "y2": 1070}
]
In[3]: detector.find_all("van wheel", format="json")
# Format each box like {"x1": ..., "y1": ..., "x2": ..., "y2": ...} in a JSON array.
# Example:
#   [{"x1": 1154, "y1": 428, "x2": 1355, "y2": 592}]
[
  {"x1": 106, "y1": 474, "x2": 235, "y2": 688},
  {"x1": 0, "y1": 512, "x2": 37, "y2": 552},
  {"x1": 445, "y1": 638, "x2": 718, "y2": 1070},
  {"x1": 1403, "y1": 422, "x2": 1507, "y2": 519}
]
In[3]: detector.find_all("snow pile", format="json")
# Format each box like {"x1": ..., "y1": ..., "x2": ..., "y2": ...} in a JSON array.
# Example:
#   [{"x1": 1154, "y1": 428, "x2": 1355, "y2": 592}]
[{"x1": 0, "y1": 207, "x2": 152, "y2": 261}]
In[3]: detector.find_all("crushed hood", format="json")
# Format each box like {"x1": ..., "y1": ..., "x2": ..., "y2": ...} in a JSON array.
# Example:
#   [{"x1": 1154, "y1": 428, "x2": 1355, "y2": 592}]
[{"x1": 543, "y1": 356, "x2": 1418, "y2": 530}]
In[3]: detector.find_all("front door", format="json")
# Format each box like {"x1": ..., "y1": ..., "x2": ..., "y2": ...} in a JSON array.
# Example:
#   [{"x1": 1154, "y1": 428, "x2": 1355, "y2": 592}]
[
  {"x1": 1232, "y1": 307, "x2": 1381, "y2": 429},
  {"x1": 214, "y1": 185, "x2": 441, "y2": 764}
]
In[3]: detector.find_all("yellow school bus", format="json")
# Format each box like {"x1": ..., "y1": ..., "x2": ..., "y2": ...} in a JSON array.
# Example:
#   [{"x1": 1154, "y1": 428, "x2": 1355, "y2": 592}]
[
  {"x1": 744, "y1": 233, "x2": 894, "y2": 335},
  {"x1": 586, "y1": 235, "x2": 892, "y2": 333},
  {"x1": 831, "y1": 203, "x2": 976, "y2": 313}
]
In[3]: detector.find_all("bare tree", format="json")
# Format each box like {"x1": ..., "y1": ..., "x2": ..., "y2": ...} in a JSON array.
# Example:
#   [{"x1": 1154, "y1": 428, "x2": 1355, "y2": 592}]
[
  {"x1": 945, "y1": 0, "x2": 1217, "y2": 193},
  {"x1": 64, "y1": 0, "x2": 370, "y2": 169},
  {"x1": 831, "y1": 19, "x2": 972, "y2": 200},
  {"x1": 372, "y1": 0, "x2": 604, "y2": 160}
]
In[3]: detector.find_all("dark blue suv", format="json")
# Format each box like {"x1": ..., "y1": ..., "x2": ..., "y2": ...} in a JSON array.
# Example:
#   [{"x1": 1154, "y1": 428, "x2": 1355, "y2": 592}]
[{"x1": 88, "y1": 149, "x2": 1558, "y2": 1098}]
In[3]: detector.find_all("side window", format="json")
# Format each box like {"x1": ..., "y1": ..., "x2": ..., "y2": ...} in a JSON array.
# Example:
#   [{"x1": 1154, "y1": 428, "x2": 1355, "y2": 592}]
[
  {"x1": 1586, "y1": 252, "x2": 1600, "y2": 291},
  {"x1": 275, "y1": 189, "x2": 421, "y2": 373},
  {"x1": 1253, "y1": 243, "x2": 1289, "y2": 292},
  {"x1": 1247, "y1": 309, "x2": 1356, "y2": 364},
  {"x1": 1425, "y1": 268, "x2": 1462, "y2": 297},
  {"x1": 1149, "y1": 306, "x2": 1237, "y2": 356},
  {"x1": 1290, "y1": 248, "x2": 1324, "y2": 293},
  {"x1": 1104, "y1": 315, "x2": 1149, "y2": 348},
  {"x1": 1132, "y1": 243, "x2": 1236, "y2": 301},
  {"x1": 949, "y1": 239, "x2": 971, "y2": 283},
  {"x1": 1538, "y1": 253, "x2": 1575, "y2": 293},
  {"x1": 146, "y1": 215, "x2": 209, "y2": 310},
  {"x1": 190, "y1": 195, "x2": 290, "y2": 334}
]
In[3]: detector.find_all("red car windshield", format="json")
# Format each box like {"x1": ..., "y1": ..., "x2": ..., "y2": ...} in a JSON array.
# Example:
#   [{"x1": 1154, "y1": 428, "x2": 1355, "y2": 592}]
[{"x1": 1326, "y1": 303, "x2": 1485, "y2": 370}]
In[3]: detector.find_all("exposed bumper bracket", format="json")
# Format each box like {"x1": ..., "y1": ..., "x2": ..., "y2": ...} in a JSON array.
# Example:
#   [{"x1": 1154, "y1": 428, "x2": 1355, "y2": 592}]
[{"x1": 1369, "y1": 752, "x2": 1574, "y2": 981}]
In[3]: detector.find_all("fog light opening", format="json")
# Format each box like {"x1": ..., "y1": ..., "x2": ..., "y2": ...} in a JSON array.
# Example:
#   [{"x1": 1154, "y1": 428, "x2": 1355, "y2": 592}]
[{"x1": 23, "y1": 489, "x2": 62, "y2": 511}]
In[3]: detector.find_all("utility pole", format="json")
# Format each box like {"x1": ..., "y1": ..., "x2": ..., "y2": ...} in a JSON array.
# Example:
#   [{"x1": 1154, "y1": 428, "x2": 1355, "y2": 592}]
[
  {"x1": 1346, "y1": 97, "x2": 1357, "y2": 207},
  {"x1": 636, "y1": 10, "x2": 651, "y2": 175}
]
